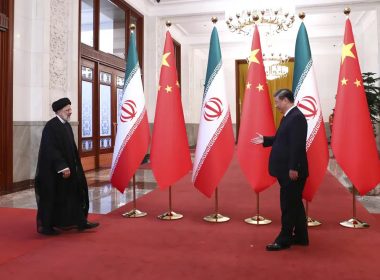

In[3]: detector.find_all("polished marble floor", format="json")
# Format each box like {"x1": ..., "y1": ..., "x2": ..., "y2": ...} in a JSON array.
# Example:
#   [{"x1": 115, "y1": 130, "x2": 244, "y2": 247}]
[
  {"x1": 0, "y1": 168, "x2": 157, "y2": 214},
  {"x1": 1, "y1": 156, "x2": 379, "y2": 214}
]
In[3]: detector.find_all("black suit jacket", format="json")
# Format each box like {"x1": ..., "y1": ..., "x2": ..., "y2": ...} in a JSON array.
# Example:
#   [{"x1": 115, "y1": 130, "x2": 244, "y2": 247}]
[{"x1": 263, "y1": 106, "x2": 309, "y2": 179}]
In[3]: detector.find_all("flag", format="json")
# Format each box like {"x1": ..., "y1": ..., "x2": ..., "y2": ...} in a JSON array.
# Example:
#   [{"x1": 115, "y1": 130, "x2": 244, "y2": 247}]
[
  {"x1": 110, "y1": 31, "x2": 150, "y2": 193},
  {"x1": 292, "y1": 22, "x2": 329, "y2": 201},
  {"x1": 150, "y1": 31, "x2": 192, "y2": 189},
  {"x1": 192, "y1": 26, "x2": 235, "y2": 198},
  {"x1": 237, "y1": 25, "x2": 276, "y2": 193},
  {"x1": 331, "y1": 18, "x2": 380, "y2": 195}
]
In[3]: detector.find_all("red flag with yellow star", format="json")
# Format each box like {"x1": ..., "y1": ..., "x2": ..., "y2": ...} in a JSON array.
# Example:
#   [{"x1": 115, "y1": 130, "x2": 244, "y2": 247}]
[
  {"x1": 331, "y1": 19, "x2": 380, "y2": 195},
  {"x1": 237, "y1": 25, "x2": 276, "y2": 192},
  {"x1": 150, "y1": 31, "x2": 192, "y2": 189}
]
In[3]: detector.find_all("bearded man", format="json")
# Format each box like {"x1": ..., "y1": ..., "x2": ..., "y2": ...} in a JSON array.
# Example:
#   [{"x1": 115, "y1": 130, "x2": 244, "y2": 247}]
[{"x1": 35, "y1": 97, "x2": 99, "y2": 235}]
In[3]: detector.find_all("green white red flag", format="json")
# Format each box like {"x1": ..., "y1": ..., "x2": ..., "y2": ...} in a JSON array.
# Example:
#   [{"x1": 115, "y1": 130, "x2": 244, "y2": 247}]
[
  {"x1": 292, "y1": 22, "x2": 329, "y2": 201},
  {"x1": 110, "y1": 31, "x2": 150, "y2": 193},
  {"x1": 192, "y1": 26, "x2": 234, "y2": 198}
]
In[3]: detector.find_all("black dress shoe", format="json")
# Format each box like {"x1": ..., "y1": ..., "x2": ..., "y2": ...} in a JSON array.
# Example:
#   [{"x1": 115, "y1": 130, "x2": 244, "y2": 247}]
[
  {"x1": 38, "y1": 227, "x2": 60, "y2": 236},
  {"x1": 266, "y1": 243, "x2": 290, "y2": 251},
  {"x1": 78, "y1": 221, "x2": 100, "y2": 231}
]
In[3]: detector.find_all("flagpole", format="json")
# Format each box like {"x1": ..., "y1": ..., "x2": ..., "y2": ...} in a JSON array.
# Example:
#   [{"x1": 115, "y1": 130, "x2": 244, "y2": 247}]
[
  {"x1": 245, "y1": 191, "x2": 271, "y2": 225},
  {"x1": 305, "y1": 201, "x2": 321, "y2": 227},
  {"x1": 334, "y1": 7, "x2": 370, "y2": 229},
  {"x1": 112, "y1": 23, "x2": 150, "y2": 216},
  {"x1": 122, "y1": 174, "x2": 147, "y2": 218},
  {"x1": 113, "y1": 114, "x2": 147, "y2": 218},
  {"x1": 157, "y1": 186, "x2": 183, "y2": 220},
  {"x1": 340, "y1": 185, "x2": 369, "y2": 228},
  {"x1": 203, "y1": 187, "x2": 230, "y2": 223}
]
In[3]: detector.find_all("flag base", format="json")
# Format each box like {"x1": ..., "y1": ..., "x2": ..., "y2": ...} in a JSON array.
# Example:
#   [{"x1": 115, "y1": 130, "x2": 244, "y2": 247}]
[
  {"x1": 157, "y1": 211, "x2": 183, "y2": 220},
  {"x1": 307, "y1": 216, "x2": 321, "y2": 227},
  {"x1": 122, "y1": 209, "x2": 147, "y2": 218},
  {"x1": 340, "y1": 218, "x2": 369, "y2": 228},
  {"x1": 244, "y1": 215, "x2": 271, "y2": 225},
  {"x1": 203, "y1": 213, "x2": 230, "y2": 223}
]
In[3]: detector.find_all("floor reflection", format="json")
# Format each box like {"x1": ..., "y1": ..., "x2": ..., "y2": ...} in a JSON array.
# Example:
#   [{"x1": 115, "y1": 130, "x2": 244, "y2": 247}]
[
  {"x1": 328, "y1": 157, "x2": 353, "y2": 190},
  {"x1": 88, "y1": 181, "x2": 156, "y2": 214},
  {"x1": 0, "y1": 168, "x2": 157, "y2": 215},
  {"x1": 328, "y1": 156, "x2": 380, "y2": 214}
]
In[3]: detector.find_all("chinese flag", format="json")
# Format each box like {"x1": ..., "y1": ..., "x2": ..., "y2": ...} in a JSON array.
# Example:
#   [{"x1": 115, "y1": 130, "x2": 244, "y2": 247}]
[
  {"x1": 331, "y1": 19, "x2": 380, "y2": 195},
  {"x1": 237, "y1": 25, "x2": 276, "y2": 193},
  {"x1": 150, "y1": 31, "x2": 192, "y2": 189}
]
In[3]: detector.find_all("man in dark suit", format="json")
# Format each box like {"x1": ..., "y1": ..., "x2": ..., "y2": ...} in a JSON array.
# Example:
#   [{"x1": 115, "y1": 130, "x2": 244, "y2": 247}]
[
  {"x1": 252, "y1": 88, "x2": 309, "y2": 251},
  {"x1": 35, "y1": 97, "x2": 99, "y2": 235}
]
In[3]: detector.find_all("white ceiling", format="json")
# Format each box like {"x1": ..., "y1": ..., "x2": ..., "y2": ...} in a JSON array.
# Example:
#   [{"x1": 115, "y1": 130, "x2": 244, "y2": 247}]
[{"x1": 139, "y1": 0, "x2": 379, "y2": 52}]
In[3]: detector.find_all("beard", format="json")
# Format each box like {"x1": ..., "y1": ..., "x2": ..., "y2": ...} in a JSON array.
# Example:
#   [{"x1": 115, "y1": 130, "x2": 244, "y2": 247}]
[{"x1": 60, "y1": 114, "x2": 71, "y2": 122}]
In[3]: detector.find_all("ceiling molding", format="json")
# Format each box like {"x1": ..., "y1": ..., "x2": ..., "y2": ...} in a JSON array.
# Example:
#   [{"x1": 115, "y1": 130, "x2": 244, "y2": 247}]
[
  {"x1": 135, "y1": 0, "x2": 379, "y2": 54},
  {"x1": 296, "y1": 1, "x2": 380, "y2": 14}
]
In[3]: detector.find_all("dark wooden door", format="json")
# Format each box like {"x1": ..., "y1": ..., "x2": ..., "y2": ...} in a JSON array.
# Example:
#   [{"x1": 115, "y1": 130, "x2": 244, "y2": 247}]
[
  {"x1": 79, "y1": 59, "x2": 124, "y2": 171},
  {"x1": 0, "y1": 0, "x2": 13, "y2": 193}
]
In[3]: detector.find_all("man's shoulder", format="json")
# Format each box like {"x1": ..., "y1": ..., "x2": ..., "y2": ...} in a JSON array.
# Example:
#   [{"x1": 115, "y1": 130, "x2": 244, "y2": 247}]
[
  {"x1": 289, "y1": 107, "x2": 306, "y2": 119},
  {"x1": 288, "y1": 106, "x2": 299, "y2": 115},
  {"x1": 44, "y1": 117, "x2": 62, "y2": 130},
  {"x1": 44, "y1": 117, "x2": 53, "y2": 125}
]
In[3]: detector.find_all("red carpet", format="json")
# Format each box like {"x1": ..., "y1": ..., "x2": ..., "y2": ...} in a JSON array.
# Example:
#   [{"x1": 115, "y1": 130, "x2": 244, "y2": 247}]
[
  {"x1": 1, "y1": 155, "x2": 380, "y2": 280},
  {"x1": 373, "y1": 214, "x2": 380, "y2": 223}
]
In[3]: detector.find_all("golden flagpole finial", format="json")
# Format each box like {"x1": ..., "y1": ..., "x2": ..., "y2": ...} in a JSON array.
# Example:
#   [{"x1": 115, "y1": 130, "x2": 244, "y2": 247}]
[
  {"x1": 298, "y1": 12, "x2": 306, "y2": 21},
  {"x1": 166, "y1": 21, "x2": 172, "y2": 29},
  {"x1": 252, "y1": 14, "x2": 259, "y2": 26},
  {"x1": 344, "y1": 7, "x2": 351, "y2": 17},
  {"x1": 211, "y1": 17, "x2": 218, "y2": 24},
  {"x1": 129, "y1": 24, "x2": 136, "y2": 32}
]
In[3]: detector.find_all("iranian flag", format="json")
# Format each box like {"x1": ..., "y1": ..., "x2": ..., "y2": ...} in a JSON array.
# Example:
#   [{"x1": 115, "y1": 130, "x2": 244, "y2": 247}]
[
  {"x1": 331, "y1": 19, "x2": 380, "y2": 195},
  {"x1": 110, "y1": 31, "x2": 150, "y2": 193},
  {"x1": 192, "y1": 26, "x2": 235, "y2": 198},
  {"x1": 237, "y1": 25, "x2": 276, "y2": 192},
  {"x1": 293, "y1": 22, "x2": 328, "y2": 202}
]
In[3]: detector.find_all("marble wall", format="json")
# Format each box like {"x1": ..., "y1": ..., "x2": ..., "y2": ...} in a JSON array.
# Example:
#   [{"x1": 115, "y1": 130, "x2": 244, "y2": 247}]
[
  {"x1": 13, "y1": 122, "x2": 44, "y2": 182},
  {"x1": 13, "y1": 122, "x2": 79, "y2": 182},
  {"x1": 13, "y1": 0, "x2": 79, "y2": 182}
]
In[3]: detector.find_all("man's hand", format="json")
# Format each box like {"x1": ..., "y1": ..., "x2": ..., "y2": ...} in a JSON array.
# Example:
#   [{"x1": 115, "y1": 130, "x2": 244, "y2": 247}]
[
  {"x1": 251, "y1": 133, "x2": 264, "y2": 145},
  {"x1": 62, "y1": 168, "x2": 71, "y2": 179},
  {"x1": 289, "y1": 169, "x2": 298, "y2": 181}
]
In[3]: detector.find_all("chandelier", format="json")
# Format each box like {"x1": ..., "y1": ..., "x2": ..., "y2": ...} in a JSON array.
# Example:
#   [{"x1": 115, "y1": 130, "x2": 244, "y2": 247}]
[
  {"x1": 225, "y1": 0, "x2": 295, "y2": 36},
  {"x1": 243, "y1": 31, "x2": 291, "y2": 80},
  {"x1": 246, "y1": 52, "x2": 289, "y2": 80},
  {"x1": 261, "y1": 31, "x2": 290, "y2": 80},
  {"x1": 226, "y1": 8, "x2": 295, "y2": 36},
  {"x1": 262, "y1": 53, "x2": 289, "y2": 80},
  {"x1": 226, "y1": 1, "x2": 295, "y2": 80}
]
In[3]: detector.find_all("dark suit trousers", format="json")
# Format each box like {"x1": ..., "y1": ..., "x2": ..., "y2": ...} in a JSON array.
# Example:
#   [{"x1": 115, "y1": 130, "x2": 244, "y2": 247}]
[{"x1": 275, "y1": 177, "x2": 308, "y2": 246}]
